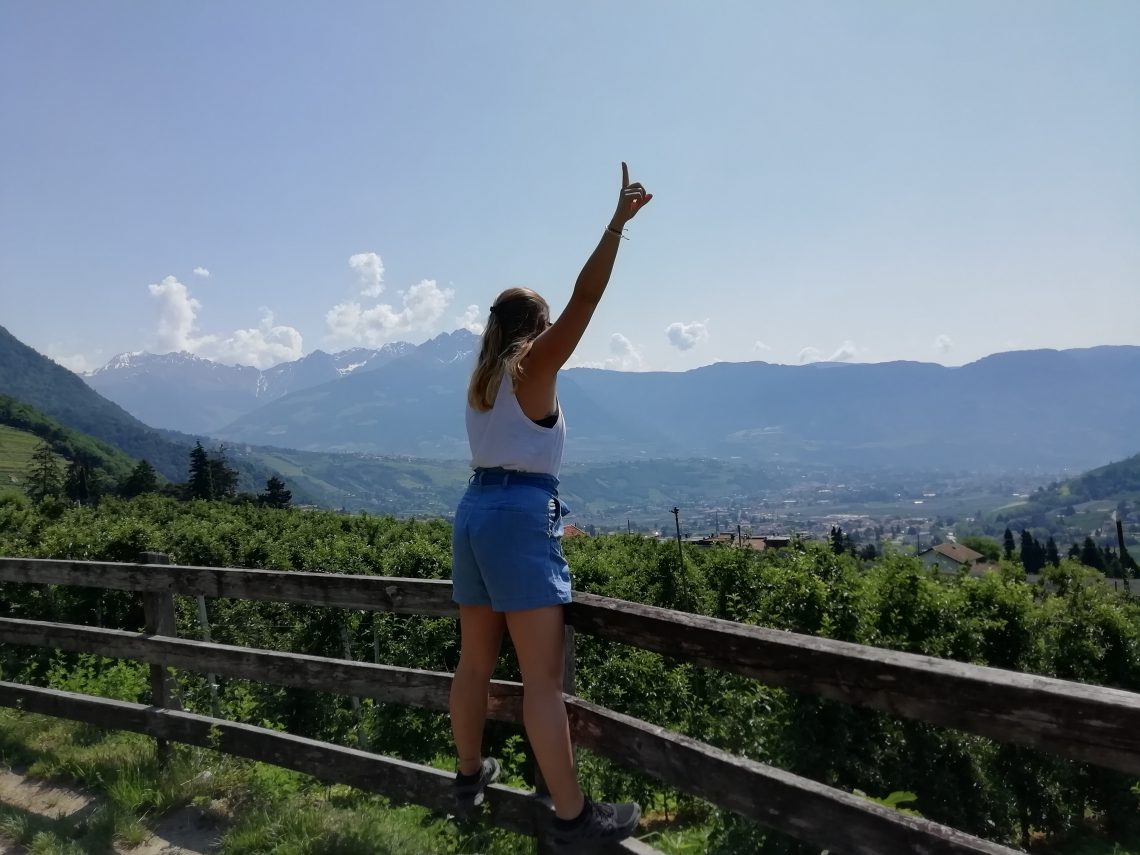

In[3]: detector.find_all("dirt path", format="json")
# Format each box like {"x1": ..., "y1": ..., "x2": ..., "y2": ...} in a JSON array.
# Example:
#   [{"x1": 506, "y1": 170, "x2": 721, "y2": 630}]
[{"x1": 0, "y1": 769, "x2": 222, "y2": 854}]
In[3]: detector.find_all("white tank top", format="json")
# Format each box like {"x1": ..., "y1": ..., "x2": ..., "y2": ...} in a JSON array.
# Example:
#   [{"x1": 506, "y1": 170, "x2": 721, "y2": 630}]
[{"x1": 466, "y1": 372, "x2": 566, "y2": 476}]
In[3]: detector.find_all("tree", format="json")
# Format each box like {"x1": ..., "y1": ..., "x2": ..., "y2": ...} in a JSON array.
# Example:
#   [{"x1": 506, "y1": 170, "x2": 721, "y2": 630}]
[
  {"x1": 208, "y1": 445, "x2": 239, "y2": 499},
  {"x1": 829, "y1": 526, "x2": 847, "y2": 555},
  {"x1": 188, "y1": 442, "x2": 214, "y2": 500},
  {"x1": 25, "y1": 442, "x2": 63, "y2": 503},
  {"x1": 1045, "y1": 536, "x2": 1061, "y2": 568},
  {"x1": 259, "y1": 476, "x2": 292, "y2": 509},
  {"x1": 64, "y1": 459, "x2": 95, "y2": 505},
  {"x1": 961, "y1": 535, "x2": 1001, "y2": 563},
  {"x1": 1020, "y1": 530, "x2": 1045, "y2": 575},
  {"x1": 1003, "y1": 528, "x2": 1016, "y2": 561},
  {"x1": 120, "y1": 459, "x2": 158, "y2": 498},
  {"x1": 1079, "y1": 536, "x2": 1105, "y2": 571}
]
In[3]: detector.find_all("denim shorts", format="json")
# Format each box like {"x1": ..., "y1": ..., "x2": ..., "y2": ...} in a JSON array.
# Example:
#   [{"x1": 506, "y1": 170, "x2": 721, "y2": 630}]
[{"x1": 451, "y1": 468, "x2": 572, "y2": 612}]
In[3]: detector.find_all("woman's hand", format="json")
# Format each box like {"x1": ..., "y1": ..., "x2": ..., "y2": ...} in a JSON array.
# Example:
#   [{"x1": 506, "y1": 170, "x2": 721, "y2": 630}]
[{"x1": 610, "y1": 161, "x2": 652, "y2": 228}]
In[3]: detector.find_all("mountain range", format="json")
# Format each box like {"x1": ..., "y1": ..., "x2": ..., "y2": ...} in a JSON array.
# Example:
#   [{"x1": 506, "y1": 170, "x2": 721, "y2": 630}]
[
  {"x1": 85, "y1": 342, "x2": 414, "y2": 433},
  {"x1": 82, "y1": 330, "x2": 1140, "y2": 471}
]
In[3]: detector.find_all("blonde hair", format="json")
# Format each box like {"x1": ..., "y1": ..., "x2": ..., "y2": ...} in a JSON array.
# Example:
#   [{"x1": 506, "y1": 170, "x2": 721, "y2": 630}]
[{"x1": 467, "y1": 287, "x2": 551, "y2": 411}]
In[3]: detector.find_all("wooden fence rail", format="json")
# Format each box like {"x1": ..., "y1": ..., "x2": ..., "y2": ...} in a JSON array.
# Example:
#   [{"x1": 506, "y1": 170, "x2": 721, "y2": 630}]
[{"x1": 3, "y1": 553, "x2": 1133, "y2": 853}]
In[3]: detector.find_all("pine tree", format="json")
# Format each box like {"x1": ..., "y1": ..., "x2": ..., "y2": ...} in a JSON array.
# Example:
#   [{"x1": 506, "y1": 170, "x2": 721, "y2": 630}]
[
  {"x1": 1003, "y1": 528, "x2": 1016, "y2": 561},
  {"x1": 64, "y1": 459, "x2": 94, "y2": 505},
  {"x1": 26, "y1": 442, "x2": 63, "y2": 503},
  {"x1": 1079, "y1": 536, "x2": 1105, "y2": 571},
  {"x1": 830, "y1": 526, "x2": 845, "y2": 555},
  {"x1": 208, "y1": 445, "x2": 239, "y2": 499},
  {"x1": 1020, "y1": 530, "x2": 1045, "y2": 575},
  {"x1": 1102, "y1": 547, "x2": 1124, "y2": 579},
  {"x1": 188, "y1": 442, "x2": 213, "y2": 500},
  {"x1": 259, "y1": 475, "x2": 292, "y2": 509},
  {"x1": 120, "y1": 459, "x2": 158, "y2": 498},
  {"x1": 1045, "y1": 536, "x2": 1061, "y2": 568}
]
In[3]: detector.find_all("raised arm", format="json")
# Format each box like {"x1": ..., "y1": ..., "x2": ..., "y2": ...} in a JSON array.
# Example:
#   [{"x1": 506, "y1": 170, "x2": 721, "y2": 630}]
[{"x1": 524, "y1": 162, "x2": 651, "y2": 377}]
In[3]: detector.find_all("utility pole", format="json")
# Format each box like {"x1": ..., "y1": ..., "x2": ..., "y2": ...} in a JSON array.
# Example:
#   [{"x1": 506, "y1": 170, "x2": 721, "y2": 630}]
[{"x1": 672, "y1": 506, "x2": 685, "y2": 570}]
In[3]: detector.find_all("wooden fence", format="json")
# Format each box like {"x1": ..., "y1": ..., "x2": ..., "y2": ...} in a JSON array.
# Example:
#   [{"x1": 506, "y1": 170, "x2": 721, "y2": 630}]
[{"x1": 2, "y1": 553, "x2": 1140, "y2": 854}]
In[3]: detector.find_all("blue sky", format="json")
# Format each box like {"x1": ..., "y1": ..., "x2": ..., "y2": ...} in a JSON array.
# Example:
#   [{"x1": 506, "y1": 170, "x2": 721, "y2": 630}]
[{"x1": 2, "y1": 1, "x2": 1137, "y2": 373}]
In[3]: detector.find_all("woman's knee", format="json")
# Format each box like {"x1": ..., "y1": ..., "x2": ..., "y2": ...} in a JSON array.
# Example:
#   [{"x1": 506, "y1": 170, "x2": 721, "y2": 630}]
[
  {"x1": 522, "y1": 672, "x2": 566, "y2": 699},
  {"x1": 457, "y1": 650, "x2": 498, "y2": 682}
]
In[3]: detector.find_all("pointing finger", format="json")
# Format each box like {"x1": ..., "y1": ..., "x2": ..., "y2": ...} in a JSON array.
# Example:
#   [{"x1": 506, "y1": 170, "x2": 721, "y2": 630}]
[{"x1": 621, "y1": 161, "x2": 629, "y2": 188}]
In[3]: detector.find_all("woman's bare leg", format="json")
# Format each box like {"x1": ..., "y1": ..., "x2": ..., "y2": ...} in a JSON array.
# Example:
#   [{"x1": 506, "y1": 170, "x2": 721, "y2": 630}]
[
  {"x1": 450, "y1": 604, "x2": 506, "y2": 775},
  {"x1": 505, "y1": 605, "x2": 584, "y2": 819}
]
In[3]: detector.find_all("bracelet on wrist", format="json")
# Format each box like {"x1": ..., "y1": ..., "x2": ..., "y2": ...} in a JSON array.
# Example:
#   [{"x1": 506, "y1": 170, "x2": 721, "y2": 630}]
[{"x1": 606, "y1": 224, "x2": 628, "y2": 240}]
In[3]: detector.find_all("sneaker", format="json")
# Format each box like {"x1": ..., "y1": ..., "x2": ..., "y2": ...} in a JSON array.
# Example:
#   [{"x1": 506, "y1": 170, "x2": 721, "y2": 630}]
[
  {"x1": 551, "y1": 798, "x2": 641, "y2": 851},
  {"x1": 453, "y1": 757, "x2": 500, "y2": 816}
]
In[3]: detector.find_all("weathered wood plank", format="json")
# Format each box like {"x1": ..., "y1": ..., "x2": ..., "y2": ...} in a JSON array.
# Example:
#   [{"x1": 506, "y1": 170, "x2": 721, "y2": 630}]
[
  {"x1": 564, "y1": 695, "x2": 1020, "y2": 855},
  {"x1": 139, "y1": 552, "x2": 180, "y2": 720},
  {"x1": 0, "y1": 557, "x2": 457, "y2": 616},
  {"x1": 567, "y1": 592, "x2": 1140, "y2": 776},
  {"x1": 0, "y1": 617, "x2": 1022, "y2": 853},
  {"x1": 0, "y1": 617, "x2": 524, "y2": 722},
  {"x1": 7, "y1": 556, "x2": 1140, "y2": 777},
  {"x1": 0, "y1": 682, "x2": 658, "y2": 854}
]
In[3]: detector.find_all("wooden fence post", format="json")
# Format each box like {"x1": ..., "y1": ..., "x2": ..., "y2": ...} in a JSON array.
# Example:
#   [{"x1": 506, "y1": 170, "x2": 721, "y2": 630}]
[
  {"x1": 139, "y1": 551, "x2": 181, "y2": 761},
  {"x1": 533, "y1": 624, "x2": 576, "y2": 853}
]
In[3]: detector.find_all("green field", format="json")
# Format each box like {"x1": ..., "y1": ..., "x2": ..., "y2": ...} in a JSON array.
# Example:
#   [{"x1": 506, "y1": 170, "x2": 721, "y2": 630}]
[{"x1": 0, "y1": 424, "x2": 58, "y2": 490}]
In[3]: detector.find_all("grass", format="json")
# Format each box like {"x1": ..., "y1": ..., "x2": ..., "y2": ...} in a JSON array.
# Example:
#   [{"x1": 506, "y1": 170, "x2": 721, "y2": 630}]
[
  {"x1": 0, "y1": 424, "x2": 52, "y2": 487},
  {"x1": 1, "y1": 704, "x2": 1136, "y2": 854},
  {"x1": 0, "y1": 708, "x2": 530, "y2": 855}
]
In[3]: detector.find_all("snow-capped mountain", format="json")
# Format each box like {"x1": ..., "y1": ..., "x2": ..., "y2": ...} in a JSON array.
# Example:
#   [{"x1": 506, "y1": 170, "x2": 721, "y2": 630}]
[{"x1": 84, "y1": 341, "x2": 416, "y2": 434}]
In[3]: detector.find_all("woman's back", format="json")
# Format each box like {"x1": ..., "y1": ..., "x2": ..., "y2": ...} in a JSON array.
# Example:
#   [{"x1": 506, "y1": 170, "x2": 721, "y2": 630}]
[{"x1": 467, "y1": 372, "x2": 565, "y2": 476}]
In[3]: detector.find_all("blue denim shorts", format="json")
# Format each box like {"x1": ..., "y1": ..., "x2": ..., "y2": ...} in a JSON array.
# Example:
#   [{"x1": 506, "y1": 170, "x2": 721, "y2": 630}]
[{"x1": 451, "y1": 468, "x2": 572, "y2": 612}]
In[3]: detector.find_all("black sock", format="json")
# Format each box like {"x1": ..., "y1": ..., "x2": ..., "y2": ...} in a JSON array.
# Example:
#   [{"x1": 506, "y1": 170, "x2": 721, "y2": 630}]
[
  {"x1": 455, "y1": 767, "x2": 482, "y2": 784},
  {"x1": 553, "y1": 799, "x2": 591, "y2": 829}
]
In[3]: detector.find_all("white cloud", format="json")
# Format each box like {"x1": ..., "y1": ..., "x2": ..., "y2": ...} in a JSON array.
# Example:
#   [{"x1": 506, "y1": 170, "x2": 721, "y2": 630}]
[
  {"x1": 935, "y1": 334, "x2": 953, "y2": 355},
  {"x1": 349, "y1": 252, "x2": 385, "y2": 297},
  {"x1": 212, "y1": 309, "x2": 304, "y2": 369},
  {"x1": 148, "y1": 275, "x2": 214, "y2": 353},
  {"x1": 326, "y1": 278, "x2": 455, "y2": 345},
  {"x1": 754, "y1": 340, "x2": 772, "y2": 352},
  {"x1": 192, "y1": 266, "x2": 211, "y2": 278},
  {"x1": 146, "y1": 275, "x2": 301, "y2": 367},
  {"x1": 828, "y1": 340, "x2": 859, "y2": 362},
  {"x1": 665, "y1": 320, "x2": 709, "y2": 351},
  {"x1": 606, "y1": 333, "x2": 643, "y2": 370},
  {"x1": 48, "y1": 347, "x2": 99, "y2": 374},
  {"x1": 797, "y1": 346, "x2": 822, "y2": 363},
  {"x1": 457, "y1": 304, "x2": 485, "y2": 335}
]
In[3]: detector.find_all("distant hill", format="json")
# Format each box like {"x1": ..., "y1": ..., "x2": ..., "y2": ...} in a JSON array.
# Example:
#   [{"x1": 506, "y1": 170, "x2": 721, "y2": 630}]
[
  {"x1": 0, "y1": 395, "x2": 137, "y2": 483},
  {"x1": 215, "y1": 340, "x2": 1140, "y2": 471},
  {"x1": 85, "y1": 342, "x2": 414, "y2": 433},
  {"x1": 0, "y1": 326, "x2": 192, "y2": 479},
  {"x1": 1024, "y1": 452, "x2": 1140, "y2": 512}
]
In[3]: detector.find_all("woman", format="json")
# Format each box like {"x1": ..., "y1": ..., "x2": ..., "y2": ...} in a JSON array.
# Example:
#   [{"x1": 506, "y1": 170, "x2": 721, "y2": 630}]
[{"x1": 449, "y1": 162, "x2": 651, "y2": 849}]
